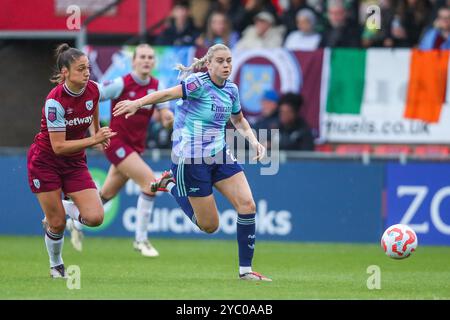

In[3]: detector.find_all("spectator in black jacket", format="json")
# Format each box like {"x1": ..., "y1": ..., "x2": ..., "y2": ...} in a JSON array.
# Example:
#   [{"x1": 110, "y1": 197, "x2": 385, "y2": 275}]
[
  {"x1": 204, "y1": 0, "x2": 242, "y2": 32},
  {"x1": 277, "y1": 93, "x2": 314, "y2": 151},
  {"x1": 320, "y1": 0, "x2": 361, "y2": 47},
  {"x1": 155, "y1": 1, "x2": 200, "y2": 46},
  {"x1": 385, "y1": 0, "x2": 432, "y2": 47},
  {"x1": 254, "y1": 89, "x2": 280, "y2": 131},
  {"x1": 234, "y1": 0, "x2": 279, "y2": 34},
  {"x1": 280, "y1": 0, "x2": 320, "y2": 36}
]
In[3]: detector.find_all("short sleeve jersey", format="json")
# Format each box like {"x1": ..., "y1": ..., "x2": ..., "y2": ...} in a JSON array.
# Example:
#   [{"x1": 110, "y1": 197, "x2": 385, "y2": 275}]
[
  {"x1": 98, "y1": 73, "x2": 169, "y2": 153},
  {"x1": 34, "y1": 80, "x2": 100, "y2": 159},
  {"x1": 173, "y1": 72, "x2": 241, "y2": 158}
]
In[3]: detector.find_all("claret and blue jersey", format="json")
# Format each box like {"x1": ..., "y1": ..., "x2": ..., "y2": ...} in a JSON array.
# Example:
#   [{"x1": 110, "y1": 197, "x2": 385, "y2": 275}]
[{"x1": 173, "y1": 72, "x2": 242, "y2": 158}]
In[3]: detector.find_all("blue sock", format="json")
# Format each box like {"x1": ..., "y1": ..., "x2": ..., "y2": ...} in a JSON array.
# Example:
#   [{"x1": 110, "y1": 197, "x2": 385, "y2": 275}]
[
  {"x1": 170, "y1": 185, "x2": 197, "y2": 225},
  {"x1": 237, "y1": 213, "x2": 256, "y2": 269}
]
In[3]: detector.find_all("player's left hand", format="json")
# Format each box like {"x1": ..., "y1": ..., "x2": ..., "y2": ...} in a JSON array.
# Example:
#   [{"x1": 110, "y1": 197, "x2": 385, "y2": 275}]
[
  {"x1": 113, "y1": 99, "x2": 141, "y2": 119},
  {"x1": 251, "y1": 141, "x2": 266, "y2": 161},
  {"x1": 161, "y1": 110, "x2": 174, "y2": 129}
]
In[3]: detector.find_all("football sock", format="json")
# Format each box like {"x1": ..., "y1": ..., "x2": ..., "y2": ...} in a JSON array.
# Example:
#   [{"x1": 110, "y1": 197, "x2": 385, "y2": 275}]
[
  {"x1": 135, "y1": 192, "x2": 155, "y2": 242},
  {"x1": 239, "y1": 266, "x2": 252, "y2": 275},
  {"x1": 168, "y1": 181, "x2": 197, "y2": 226},
  {"x1": 237, "y1": 213, "x2": 256, "y2": 274},
  {"x1": 72, "y1": 219, "x2": 83, "y2": 231},
  {"x1": 62, "y1": 199, "x2": 88, "y2": 225},
  {"x1": 45, "y1": 229, "x2": 64, "y2": 268}
]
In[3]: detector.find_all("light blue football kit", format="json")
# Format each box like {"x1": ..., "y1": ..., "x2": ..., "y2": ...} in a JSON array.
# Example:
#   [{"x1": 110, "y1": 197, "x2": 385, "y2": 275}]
[
  {"x1": 171, "y1": 72, "x2": 243, "y2": 197},
  {"x1": 168, "y1": 71, "x2": 257, "y2": 272}
]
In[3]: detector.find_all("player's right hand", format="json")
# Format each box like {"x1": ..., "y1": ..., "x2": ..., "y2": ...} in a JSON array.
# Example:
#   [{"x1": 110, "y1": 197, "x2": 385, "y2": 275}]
[
  {"x1": 251, "y1": 141, "x2": 266, "y2": 161},
  {"x1": 113, "y1": 99, "x2": 141, "y2": 119}
]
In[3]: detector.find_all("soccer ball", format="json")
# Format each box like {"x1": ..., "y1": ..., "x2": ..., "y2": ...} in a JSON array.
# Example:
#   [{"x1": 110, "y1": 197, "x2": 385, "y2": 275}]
[{"x1": 381, "y1": 224, "x2": 418, "y2": 259}]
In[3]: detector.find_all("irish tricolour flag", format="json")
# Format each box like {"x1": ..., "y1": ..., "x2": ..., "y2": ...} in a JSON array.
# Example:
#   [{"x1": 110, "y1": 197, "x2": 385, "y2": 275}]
[{"x1": 320, "y1": 48, "x2": 450, "y2": 143}]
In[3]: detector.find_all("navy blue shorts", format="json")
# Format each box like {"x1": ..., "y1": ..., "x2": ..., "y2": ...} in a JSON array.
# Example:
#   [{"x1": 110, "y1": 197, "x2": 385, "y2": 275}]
[{"x1": 171, "y1": 147, "x2": 243, "y2": 197}]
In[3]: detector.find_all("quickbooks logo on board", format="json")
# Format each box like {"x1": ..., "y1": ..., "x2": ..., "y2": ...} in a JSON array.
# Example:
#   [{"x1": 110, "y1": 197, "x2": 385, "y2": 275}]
[{"x1": 85, "y1": 168, "x2": 120, "y2": 232}]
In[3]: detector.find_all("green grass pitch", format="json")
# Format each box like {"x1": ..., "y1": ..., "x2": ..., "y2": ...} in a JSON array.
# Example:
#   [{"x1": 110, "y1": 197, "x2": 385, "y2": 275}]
[{"x1": 1, "y1": 236, "x2": 449, "y2": 299}]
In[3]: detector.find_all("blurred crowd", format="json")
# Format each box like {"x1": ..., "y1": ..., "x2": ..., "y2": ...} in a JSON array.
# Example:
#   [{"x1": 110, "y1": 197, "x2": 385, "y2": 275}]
[
  {"x1": 153, "y1": 0, "x2": 450, "y2": 50},
  {"x1": 146, "y1": 0, "x2": 450, "y2": 151},
  {"x1": 147, "y1": 90, "x2": 315, "y2": 152}
]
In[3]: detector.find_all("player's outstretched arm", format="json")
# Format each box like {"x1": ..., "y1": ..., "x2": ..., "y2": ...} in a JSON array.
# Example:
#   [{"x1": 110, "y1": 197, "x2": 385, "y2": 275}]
[
  {"x1": 231, "y1": 111, "x2": 266, "y2": 161},
  {"x1": 113, "y1": 85, "x2": 183, "y2": 119}
]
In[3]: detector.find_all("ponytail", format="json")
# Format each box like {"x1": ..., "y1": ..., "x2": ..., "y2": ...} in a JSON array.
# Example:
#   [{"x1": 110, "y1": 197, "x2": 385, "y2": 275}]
[
  {"x1": 50, "y1": 43, "x2": 85, "y2": 84},
  {"x1": 175, "y1": 44, "x2": 230, "y2": 80}
]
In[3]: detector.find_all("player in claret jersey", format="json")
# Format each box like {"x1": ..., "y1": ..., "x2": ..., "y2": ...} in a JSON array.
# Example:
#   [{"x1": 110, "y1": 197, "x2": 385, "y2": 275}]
[
  {"x1": 27, "y1": 43, "x2": 116, "y2": 278},
  {"x1": 65, "y1": 44, "x2": 174, "y2": 257}
]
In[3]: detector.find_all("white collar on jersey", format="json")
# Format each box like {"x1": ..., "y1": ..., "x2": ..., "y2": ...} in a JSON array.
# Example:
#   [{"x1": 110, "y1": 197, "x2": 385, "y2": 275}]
[
  {"x1": 63, "y1": 82, "x2": 86, "y2": 97},
  {"x1": 131, "y1": 72, "x2": 150, "y2": 86}
]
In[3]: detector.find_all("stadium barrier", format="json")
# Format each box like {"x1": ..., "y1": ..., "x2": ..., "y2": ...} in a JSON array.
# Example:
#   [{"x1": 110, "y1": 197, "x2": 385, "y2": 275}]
[{"x1": 1, "y1": 149, "x2": 449, "y2": 245}]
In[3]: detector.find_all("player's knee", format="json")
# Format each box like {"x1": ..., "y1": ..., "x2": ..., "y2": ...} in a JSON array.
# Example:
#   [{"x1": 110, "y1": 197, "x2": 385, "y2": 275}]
[
  {"x1": 202, "y1": 225, "x2": 218, "y2": 234},
  {"x1": 237, "y1": 198, "x2": 256, "y2": 213},
  {"x1": 48, "y1": 217, "x2": 66, "y2": 233},
  {"x1": 89, "y1": 214, "x2": 104, "y2": 227},
  {"x1": 82, "y1": 209, "x2": 104, "y2": 227},
  {"x1": 201, "y1": 222, "x2": 219, "y2": 234}
]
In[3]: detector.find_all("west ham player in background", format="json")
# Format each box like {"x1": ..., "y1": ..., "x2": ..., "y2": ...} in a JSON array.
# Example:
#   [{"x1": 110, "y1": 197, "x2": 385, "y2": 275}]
[
  {"x1": 113, "y1": 44, "x2": 271, "y2": 281},
  {"x1": 27, "y1": 44, "x2": 116, "y2": 278},
  {"x1": 65, "y1": 44, "x2": 174, "y2": 257}
]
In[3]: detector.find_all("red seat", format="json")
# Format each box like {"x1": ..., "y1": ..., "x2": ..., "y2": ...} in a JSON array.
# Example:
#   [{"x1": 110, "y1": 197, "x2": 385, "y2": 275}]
[
  {"x1": 335, "y1": 144, "x2": 371, "y2": 155},
  {"x1": 315, "y1": 144, "x2": 334, "y2": 152},
  {"x1": 414, "y1": 145, "x2": 449, "y2": 156},
  {"x1": 373, "y1": 145, "x2": 410, "y2": 155}
]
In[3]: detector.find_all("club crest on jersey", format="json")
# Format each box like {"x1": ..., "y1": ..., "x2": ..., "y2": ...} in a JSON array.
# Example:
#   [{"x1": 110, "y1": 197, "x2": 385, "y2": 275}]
[
  {"x1": 116, "y1": 147, "x2": 126, "y2": 159},
  {"x1": 129, "y1": 91, "x2": 136, "y2": 98},
  {"x1": 85, "y1": 100, "x2": 94, "y2": 111},
  {"x1": 187, "y1": 80, "x2": 200, "y2": 92},
  {"x1": 33, "y1": 179, "x2": 40, "y2": 189},
  {"x1": 47, "y1": 107, "x2": 57, "y2": 122}
]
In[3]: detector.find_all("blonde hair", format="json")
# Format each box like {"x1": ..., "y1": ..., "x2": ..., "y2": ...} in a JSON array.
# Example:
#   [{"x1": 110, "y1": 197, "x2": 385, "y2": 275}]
[
  {"x1": 132, "y1": 43, "x2": 154, "y2": 60},
  {"x1": 175, "y1": 44, "x2": 230, "y2": 80}
]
